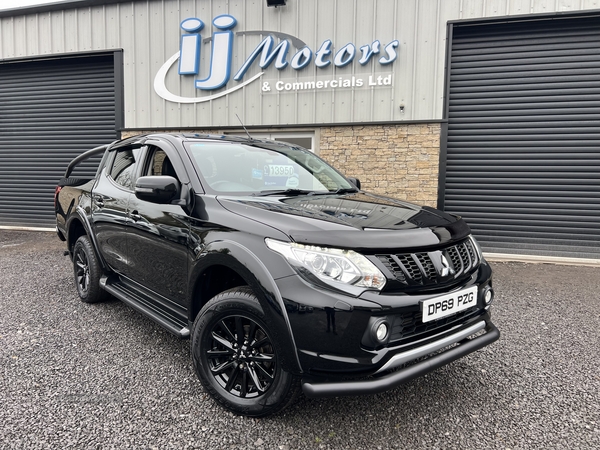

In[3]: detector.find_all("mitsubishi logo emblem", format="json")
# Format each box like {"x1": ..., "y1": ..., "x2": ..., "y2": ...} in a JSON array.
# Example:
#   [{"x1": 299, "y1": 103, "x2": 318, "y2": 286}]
[{"x1": 440, "y1": 254, "x2": 455, "y2": 277}]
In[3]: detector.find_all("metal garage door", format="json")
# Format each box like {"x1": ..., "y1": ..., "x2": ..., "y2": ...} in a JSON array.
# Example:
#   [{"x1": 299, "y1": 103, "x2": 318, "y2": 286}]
[
  {"x1": 442, "y1": 15, "x2": 600, "y2": 260},
  {"x1": 0, "y1": 53, "x2": 120, "y2": 228}
]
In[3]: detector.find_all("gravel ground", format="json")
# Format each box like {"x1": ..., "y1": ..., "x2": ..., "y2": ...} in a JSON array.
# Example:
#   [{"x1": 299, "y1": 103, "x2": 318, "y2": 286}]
[{"x1": 1, "y1": 230, "x2": 599, "y2": 450}]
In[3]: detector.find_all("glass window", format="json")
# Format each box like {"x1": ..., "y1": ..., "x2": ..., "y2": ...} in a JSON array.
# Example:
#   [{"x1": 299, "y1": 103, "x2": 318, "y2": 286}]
[
  {"x1": 185, "y1": 141, "x2": 355, "y2": 195},
  {"x1": 272, "y1": 136, "x2": 313, "y2": 150},
  {"x1": 145, "y1": 147, "x2": 179, "y2": 180},
  {"x1": 109, "y1": 148, "x2": 140, "y2": 190}
]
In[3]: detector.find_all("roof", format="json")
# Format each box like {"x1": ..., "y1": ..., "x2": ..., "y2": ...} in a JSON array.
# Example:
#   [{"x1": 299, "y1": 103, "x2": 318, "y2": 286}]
[{"x1": 0, "y1": 0, "x2": 132, "y2": 18}]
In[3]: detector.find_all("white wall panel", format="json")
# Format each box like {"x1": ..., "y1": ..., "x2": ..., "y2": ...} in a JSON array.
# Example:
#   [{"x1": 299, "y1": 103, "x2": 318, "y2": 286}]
[
  {"x1": 119, "y1": 2, "x2": 136, "y2": 128},
  {"x1": 460, "y1": 0, "x2": 485, "y2": 18},
  {"x1": 293, "y1": 0, "x2": 316, "y2": 124},
  {"x1": 413, "y1": 0, "x2": 438, "y2": 119},
  {"x1": 133, "y1": 1, "x2": 151, "y2": 126},
  {"x1": 13, "y1": 16, "x2": 27, "y2": 57},
  {"x1": 582, "y1": 0, "x2": 600, "y2": 8},
  {"x1": 64, "y1": 9, "x2": 80, "y2": 52},
  {"x1": 507, "y1": 0, "x2": 533, "y2": 14},
  {"x1": 484, "y1": 0, "x2": 509, "y2": 16},
  {"x1": 104, "y1": 5, "x2": 120, "y2": 52},
  {"x1": 331, "y1": 0, "x2": 356, "y2": 124},
  {"x1": 531, "y1": 0, "x2": 558, "y2": 13},
  {"x1": 1, "y1": 18, "x2": 12, "y2": 57},
  {"x1": 435, "y1": 0, "x2": 460, "y2": 116},
  {"x1": 25, "y1": 15, "x2": 38, "y2": 55},
  {"x1": 77, "y1": 8, "x2": 92, "y2": 51},
  {"x1": 50, "y1": 12, "x2": 64, "y2": 53},
  {"x1": 91, "y1": 7, "x2": 106, "y2": 50},
  {"x1": 371, "y1": 0, "x2": 397, "y2": 121},
  {"x1": 38, "y1": 13, "x2": 52, "y2": 54},
  {"x1": 2, "y1": 0, "x2": 600, "y2": 129},
  {"x1": 312, "y1": 0, "x2": 335, "y2": 125}
]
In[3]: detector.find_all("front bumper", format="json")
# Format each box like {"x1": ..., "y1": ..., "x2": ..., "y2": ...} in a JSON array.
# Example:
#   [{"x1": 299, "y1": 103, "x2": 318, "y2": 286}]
[
  {"x1": 275, "y1": 259, "x2": 498, "y2": 395},
  {"x1": 302, "y1": 317, "x2": 499, "y2": 397}
]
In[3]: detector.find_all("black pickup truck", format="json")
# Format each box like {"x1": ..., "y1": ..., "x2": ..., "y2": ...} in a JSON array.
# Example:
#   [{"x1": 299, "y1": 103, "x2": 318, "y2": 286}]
[{"x1": 55, "y1": 133, "x2": 499, "y2": 417}]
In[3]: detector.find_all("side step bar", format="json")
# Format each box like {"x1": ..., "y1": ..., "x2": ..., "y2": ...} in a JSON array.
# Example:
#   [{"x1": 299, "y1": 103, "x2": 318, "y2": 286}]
[{"x1": 100, "y1": 276, "x2": 190, "y2": 338}]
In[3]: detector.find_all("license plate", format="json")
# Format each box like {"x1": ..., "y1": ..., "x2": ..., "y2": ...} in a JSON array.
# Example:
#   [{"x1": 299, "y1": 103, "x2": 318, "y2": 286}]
[{"x1": 421, "y1": 286, "x2": 478, "y2": 323}]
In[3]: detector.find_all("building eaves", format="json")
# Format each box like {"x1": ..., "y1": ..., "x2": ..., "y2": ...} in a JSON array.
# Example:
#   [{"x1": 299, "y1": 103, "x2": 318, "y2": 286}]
[{"x1": 0, "y1": 0, "x2": 133, "y2": 18}]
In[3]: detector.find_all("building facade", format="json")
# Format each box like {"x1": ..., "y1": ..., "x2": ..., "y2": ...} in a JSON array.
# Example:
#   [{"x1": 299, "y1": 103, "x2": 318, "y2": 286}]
[{"x1": 1, "y1": 0, "x2": 599, "y2": 260}]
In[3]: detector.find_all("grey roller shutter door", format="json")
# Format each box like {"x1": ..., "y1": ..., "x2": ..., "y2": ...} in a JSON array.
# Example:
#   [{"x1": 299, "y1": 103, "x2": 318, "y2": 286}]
[
  {"x1": 444, "y1": 16, "x2": 600, "y2": 259},
  {"x1": 0, "y1": 54, "x2": 118, "y2": 228}
]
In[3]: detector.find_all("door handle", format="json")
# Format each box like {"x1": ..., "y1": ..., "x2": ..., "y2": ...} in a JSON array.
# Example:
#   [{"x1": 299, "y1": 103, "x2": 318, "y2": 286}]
[{"x1": 129, "y1": 210, "x2": 142, "y2": 221}]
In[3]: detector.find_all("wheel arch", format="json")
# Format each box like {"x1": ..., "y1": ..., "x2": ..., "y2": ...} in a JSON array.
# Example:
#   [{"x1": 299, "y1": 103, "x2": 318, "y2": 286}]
[
  {"x1": 189, "y1": 240, "x2": 302, "y2": 374},
  {"x1": 66, "y1": 216, "x2": 87, "y2": 254},
  {"x1": 66, "y1": 207, "x2": 107, "y2": 271}
]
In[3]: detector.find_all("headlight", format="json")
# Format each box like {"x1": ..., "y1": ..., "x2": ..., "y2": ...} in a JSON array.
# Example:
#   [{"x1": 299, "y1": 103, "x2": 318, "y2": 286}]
[{"x1": 265, "y1": 238, "x2": 386, "y2": 290}]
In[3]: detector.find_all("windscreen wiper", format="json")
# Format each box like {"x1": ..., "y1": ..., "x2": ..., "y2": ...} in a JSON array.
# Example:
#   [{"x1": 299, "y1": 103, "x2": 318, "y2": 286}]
[
  {"x1": 256, "y1": 189, "x2": 318, "y2": 197},
  {"x1": 330, "y1": 187, "x2": 359, "y2": 195}
]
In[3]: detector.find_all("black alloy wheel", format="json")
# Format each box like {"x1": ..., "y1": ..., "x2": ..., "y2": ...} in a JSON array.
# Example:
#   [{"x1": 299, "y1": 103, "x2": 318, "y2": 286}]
[
  {"x1": 72, "y1": 235, "x2": 108, "y2": 303},
  {"x1": 74, "y1": 245, "x2": 90, "y2": 295},
  {"x1": 192, "y1": 287, "x2": 300, "y2": 417},
  {"x1": 207, "y1": 314, "x2": 276, "y2": 398}
]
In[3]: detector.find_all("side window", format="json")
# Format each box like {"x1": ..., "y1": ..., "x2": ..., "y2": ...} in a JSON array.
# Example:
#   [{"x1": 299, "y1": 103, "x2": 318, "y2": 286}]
[
  {"x1": 145, "y1": 147, "x2": 179, "y2": 181},
  {"x1": 109, "y1": 148, "x2": 140, "y2": 190}
]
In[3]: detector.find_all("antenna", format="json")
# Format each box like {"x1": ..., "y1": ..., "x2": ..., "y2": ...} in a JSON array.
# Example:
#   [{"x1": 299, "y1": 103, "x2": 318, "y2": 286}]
[{"x1": 236, "y1": 114, "x2": 253, "y2": 140}]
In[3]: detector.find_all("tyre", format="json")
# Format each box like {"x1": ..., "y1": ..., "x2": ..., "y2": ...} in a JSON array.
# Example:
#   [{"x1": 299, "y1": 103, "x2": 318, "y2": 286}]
[
  {"x1": 72, "y1": 235, "x2": 108, "y2": 303},
  {"x1": 191, "y1": 287, "x2": 300, "y2": 417}
]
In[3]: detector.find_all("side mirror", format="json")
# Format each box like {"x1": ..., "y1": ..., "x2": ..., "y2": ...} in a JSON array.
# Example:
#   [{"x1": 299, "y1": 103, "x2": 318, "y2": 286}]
[
  {"x1": 135, "y1": 176, "x2": 180, "y2": 204},
  {"x1": 347, "y1": 177, "x2": 361, "y2": 189}
]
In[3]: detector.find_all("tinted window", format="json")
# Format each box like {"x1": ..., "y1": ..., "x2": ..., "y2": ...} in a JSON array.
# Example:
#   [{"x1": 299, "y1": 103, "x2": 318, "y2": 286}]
[{"x1": 109, "y1": 148, "x2": 140, "y2": 189}]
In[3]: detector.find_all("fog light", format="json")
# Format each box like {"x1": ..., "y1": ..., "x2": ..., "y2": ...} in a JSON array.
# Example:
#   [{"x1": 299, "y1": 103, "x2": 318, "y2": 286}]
[
  {"x1": 484, "y1": 288, "x2": 494, "y2": 304},
  {"x1": 376, "y1": 323, "x2": 388, "y2": 341}
]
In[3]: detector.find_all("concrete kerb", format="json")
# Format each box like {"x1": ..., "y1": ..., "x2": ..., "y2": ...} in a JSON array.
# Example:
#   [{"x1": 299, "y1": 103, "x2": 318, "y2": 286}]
[{"x1": 484, "y1": 252, "x2": 600, "y2": 268}]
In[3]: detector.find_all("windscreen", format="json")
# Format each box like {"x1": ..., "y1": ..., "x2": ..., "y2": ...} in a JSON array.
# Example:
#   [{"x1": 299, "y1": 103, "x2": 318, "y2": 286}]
[{"x1": 185, "y1": 141, "x2": 355, "y2": 195}]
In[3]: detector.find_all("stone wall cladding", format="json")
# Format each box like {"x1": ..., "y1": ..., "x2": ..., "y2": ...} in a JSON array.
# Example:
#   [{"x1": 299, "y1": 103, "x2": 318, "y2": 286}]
[{"x1": 319, "y1": 124, "x2": 441, "y2": 208}]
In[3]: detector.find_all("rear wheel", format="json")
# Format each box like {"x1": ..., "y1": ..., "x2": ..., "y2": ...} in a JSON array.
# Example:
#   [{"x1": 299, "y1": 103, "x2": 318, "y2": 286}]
[
  {"x1": 191, "y1": 287, "x2": 300, "y2": 417},
  {"x1": 72, "y1": 235, "x2": 108, "y2": 303}
]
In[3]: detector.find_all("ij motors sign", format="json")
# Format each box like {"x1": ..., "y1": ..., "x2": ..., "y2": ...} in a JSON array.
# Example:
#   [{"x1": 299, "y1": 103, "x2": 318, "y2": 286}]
[{"x1": 154, "y1": 14, "x2": 399, "y2": 104}]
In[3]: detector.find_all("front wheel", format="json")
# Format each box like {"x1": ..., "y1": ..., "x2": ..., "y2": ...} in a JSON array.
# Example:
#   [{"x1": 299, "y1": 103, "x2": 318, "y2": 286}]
[{"x1": 191, "y1": 287, "x2": 300, "y2": 417}]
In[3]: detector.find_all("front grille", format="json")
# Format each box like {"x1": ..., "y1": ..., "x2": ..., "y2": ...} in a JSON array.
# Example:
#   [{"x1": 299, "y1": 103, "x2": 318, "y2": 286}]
[
  {"x1": 388, "y1": 306, "x2": 482, "y2": 344},
  {"x1": 376, "y1": 238, "x2": 480, "y2": 288}
]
